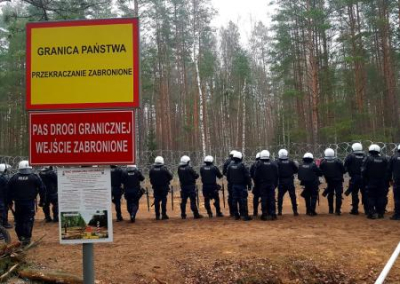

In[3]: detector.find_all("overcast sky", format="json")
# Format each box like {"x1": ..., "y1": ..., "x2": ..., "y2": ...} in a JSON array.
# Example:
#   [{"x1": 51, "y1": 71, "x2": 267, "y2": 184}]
[{"x1": 211, "y1": 0, "x2": 274, "y2": 46}]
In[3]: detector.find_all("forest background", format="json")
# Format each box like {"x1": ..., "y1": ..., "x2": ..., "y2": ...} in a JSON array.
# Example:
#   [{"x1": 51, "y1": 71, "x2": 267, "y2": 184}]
[{"x1": 0, "y1": 0, "x2": 399, "y2": 160}]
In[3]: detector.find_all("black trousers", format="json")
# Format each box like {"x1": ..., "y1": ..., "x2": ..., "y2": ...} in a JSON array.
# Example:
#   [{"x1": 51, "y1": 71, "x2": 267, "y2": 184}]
[
  {"x1": 326, "y1": 180, "x2": 343, "y2": 213},
  {"x1": 112, "y1": 187, "x2": 123, "y2": 219},
  {"x1": 153, "y1": 187, "x2": 169, "y2": 217},
  {"x1": 203, "y1": 184, "x2": 222, "y2": 215},
  {"x1": 180, "y1": 185, "x2": 199, "y2": 217},
  {"x1": 14, "y1": 200, "x2": 35, "y2": 241},
  {"x1": 260, "y1": 184, "x2": 276, "y2": 216},
  {"x1": 43, "y1": 195, "x2": 58, "y2": 220},
  {"x1": 277, "y1": 179, "x2": 297, "y2": 213}
]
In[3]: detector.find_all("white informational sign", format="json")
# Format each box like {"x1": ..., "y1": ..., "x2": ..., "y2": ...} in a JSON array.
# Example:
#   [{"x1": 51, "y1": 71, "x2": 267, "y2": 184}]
[{"x1": 58, "y1": 167, "x2": 113, "y2": 244}]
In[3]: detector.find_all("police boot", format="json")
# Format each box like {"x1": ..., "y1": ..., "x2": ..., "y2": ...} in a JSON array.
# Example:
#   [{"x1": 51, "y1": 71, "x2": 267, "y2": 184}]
[
  {"x1": 216, "y1": 212, "x2": 224, "y2": 217},
  {"x1": 53, "y1": 216, "x2": 59, "y2": 222},
  {"x1": 194, "y1": 212, "x2": 203, "y2": 219},
  {"x1": 116, "y1": 215, "x2": 123, "y2": 222},
  {"x1": 130, "y1": 212, "x2": 136, "y2": 223},
  {"x1": 45, "y1": 215, "x2": 52, "y2": 223},
  {"x1": 367, "y1": 213, "x2": 377, "y2": 220},
  {"x1": 19, "y1": 237, "x2": 30, "y2": 246},
  {"x1": 3, "y1": 223, "x2": 12, "y2": 229},
  {"x1": 260, "y1": 210, "x2": 268, "y2": 220},
  {"x1": 242, "y1": 215, "x2": 252, "y2": 221},
  {"x1": 378, "y1": 213, "x2": 384, "y2": 219},
  {"x1": 155, "y1": 214, "x2": 161, "y2": 220},
  {"x1": 161, "y1": 214, "x2": 169, "y2": 220},
  {"x1": 208, "y1": 212, "x2": 213, "y2": 218},
  {"x1": 271, "y1": 214, "x2": 277, "y2": 221},
  {"x1": 293, "y1": 209, "x2": 299, "y2": 216},
  {"x1": 390, "y1": 214, "x2": 400, "y2": 220},
  {"x1": 350, "y1": 209, "x2": 359, "y2": 215},
  {"x1": 181, "y1": 214, "x2": 187, "y2": 219}
]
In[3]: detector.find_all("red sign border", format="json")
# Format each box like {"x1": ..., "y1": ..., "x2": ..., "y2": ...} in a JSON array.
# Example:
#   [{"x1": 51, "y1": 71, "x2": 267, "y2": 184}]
[
  {"x1": 29, "y1": 110, "x2": 136, "y2": 166},
  {"x1": 26, "y1": 18, "x2": 140, "y2": 111}
]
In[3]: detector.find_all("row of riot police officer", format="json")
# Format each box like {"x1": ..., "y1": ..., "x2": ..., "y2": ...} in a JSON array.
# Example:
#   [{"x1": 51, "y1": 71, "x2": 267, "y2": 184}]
[
  {"x1": 111, "y1": 155, "x2": 225, "y2": 221},
  {"x1": 221, "y1": 142, "x2": 400, "y2": 221},
  {"x1": 0, "y1": 161, "x2": 57, "y2": 245},
  {"x1": 109, "y1": 141, "x2": 400, "y2": 222}
]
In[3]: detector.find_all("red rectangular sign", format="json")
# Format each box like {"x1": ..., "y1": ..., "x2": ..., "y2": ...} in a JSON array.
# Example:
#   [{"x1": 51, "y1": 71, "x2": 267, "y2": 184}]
[{"x1": 29, "y1": 110, "x2": 135, "y2": 166}]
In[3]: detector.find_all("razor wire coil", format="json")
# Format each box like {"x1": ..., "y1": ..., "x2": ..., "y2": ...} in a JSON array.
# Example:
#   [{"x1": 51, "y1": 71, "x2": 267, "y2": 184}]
[{"x1": 1, "y1": 141, "x2": 398, "y2": 175}]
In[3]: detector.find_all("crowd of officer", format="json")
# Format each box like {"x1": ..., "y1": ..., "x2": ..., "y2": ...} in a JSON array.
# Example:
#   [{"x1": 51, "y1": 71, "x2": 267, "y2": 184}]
[
  {"x1": 1, "y1": 142, "x2": 400, "y2": 245},
  {"x1": 109, "y1": 142, "x2": 400, "y2": 222}
]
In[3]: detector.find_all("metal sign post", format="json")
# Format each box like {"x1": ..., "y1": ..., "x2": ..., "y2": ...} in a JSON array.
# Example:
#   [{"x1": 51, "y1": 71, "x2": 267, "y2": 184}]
[
  {"x1": 27, "y1": 17, "x2": 141, "y2": 284},
  {"x1": 83, "y1": 243, "x2": 95, "y2": 284}
]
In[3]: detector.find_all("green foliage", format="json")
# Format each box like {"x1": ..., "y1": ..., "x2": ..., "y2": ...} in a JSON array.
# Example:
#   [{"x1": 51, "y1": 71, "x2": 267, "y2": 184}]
[{"x1": 61, "y1": 212, "x2": 86, "y2": 228}]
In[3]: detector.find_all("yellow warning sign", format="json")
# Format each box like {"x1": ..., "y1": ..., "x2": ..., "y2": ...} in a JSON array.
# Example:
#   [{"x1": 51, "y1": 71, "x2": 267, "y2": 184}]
[{"x1": 26, "y1": 18, "x2": 140, "y2": 110}]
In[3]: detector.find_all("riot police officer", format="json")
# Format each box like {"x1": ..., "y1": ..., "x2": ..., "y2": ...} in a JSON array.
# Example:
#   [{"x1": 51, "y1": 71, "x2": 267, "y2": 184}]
[
  {"x1": 178, "y1": 156, "x2": 203, "y2": 219},
  {"x1": 0, "y1": 164, "x2": 11, "y2": 228},
  {"x1": 250, "y1": 153, "x2": 261, "y2": 217},
  {"x1": 122, "y1": 165, "x2": 145, "y2": 223},
  {"x1": 388, "y1": 145, "x2": 400, "y2": 220},
  {"x1": 362, "y1": 144, "x2": 389, "y2": 219},
  {"x1": 110, "y1": 165, "x2": 124, "y2": 222},
  {"x1": 320, "y1": 148, "x2": 346, "y2": 215},
  {"x1": 226, "y1": 151, "x2": 252, "y2": 221},
  {"x1": 39, "y1": 166, "x2": 58, "y2": 222},
  {"x1": 0, "y1": 164, "x2": 8, "y2": 229},
  {"x1": 276, "y1": 149, "x2": 299, "y2": 216},
  {"x1": 298, "y1": 153, "x2": 322, "y2": 216},
  {"x1": 344, "y1": 143, "x2": 367, "y2": 215},
  {"x1": 7, "y1": 161, "x2": 45, "y2": 245},
  {"x1": 254, "y1": 150, "x2": 279, "y2": 221},
  {"x1": 223, "y1": 150, "x2": 237, "y2": 217},
  {"x1": 149, "y1": 156, "x2": 173, "y2": 220},
  {"x1": 200, "y1": 155, "x2": 223, "y2": 218}
]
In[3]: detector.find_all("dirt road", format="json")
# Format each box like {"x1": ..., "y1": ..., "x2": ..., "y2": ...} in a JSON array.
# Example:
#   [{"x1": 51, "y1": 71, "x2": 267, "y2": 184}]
[{"x1": 11, "y1": 186, "x2": 400, "y2": 283}]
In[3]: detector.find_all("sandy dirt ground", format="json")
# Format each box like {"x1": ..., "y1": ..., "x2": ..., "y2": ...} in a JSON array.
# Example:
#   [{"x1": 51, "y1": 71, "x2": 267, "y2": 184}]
[{"x1": 7, "y1": 182, "x2": 400, "y2": 284}]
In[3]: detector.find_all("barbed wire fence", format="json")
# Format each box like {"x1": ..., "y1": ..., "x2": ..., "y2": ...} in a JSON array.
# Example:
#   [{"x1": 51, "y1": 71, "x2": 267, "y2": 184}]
[
  {"x1": 134, "y1": 141, "x2": 399, "y2": 174},
  {"x1": 1, "y1": 141, "x2": 397, "y2": 175}
]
